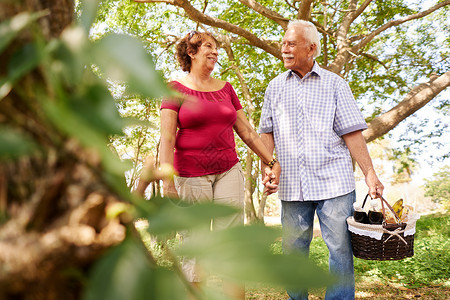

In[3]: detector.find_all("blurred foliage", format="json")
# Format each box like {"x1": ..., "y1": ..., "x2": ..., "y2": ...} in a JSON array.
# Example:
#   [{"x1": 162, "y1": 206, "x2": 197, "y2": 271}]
[
  {"x1": 0, "y1": 1, "x2": 333, "y2": 299},
  {"x1": 424, "y1": 166, "x2": 450, "y2": 208},
  {"x1": 388, "y1": 148, "x2": 418, "y2": 185}
]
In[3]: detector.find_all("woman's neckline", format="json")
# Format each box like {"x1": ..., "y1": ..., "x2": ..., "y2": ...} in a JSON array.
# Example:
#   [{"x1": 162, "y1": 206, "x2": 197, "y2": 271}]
[{"x1": 173, "y1": 80, "x2": 227, "y2": 93}]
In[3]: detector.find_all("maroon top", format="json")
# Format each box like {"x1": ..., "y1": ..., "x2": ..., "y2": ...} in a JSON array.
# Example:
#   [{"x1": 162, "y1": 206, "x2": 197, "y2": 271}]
[{"x1": 161, "y1": 81, "x2": 243, "y2": 177}]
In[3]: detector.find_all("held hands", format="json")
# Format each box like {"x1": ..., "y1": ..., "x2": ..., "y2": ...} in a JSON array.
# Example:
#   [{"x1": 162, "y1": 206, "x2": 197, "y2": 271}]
[
  {"x1": 365, "y1": 168, "x2": 384, "y2": 199},
  {"x1": 261, "y1": 162, "x2": 281, "y2": 195}
]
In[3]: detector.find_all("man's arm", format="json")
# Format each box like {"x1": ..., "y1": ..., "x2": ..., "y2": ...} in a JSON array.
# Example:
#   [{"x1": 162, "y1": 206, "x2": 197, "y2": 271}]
[{"x1": 342, "y1": 130, "x2": 384, "y2": 198}]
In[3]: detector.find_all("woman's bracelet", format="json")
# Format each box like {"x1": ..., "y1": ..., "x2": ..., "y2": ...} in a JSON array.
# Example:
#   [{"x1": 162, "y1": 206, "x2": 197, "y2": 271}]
[{"x1": 267, "y1": 158, "x2": 278, "y2": 168}]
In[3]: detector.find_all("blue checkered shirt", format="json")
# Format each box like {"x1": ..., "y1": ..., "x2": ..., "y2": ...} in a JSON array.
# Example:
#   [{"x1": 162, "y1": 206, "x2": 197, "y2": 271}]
[{"x1": 258, "y1": 62, "x2": 368, "y2": 201}]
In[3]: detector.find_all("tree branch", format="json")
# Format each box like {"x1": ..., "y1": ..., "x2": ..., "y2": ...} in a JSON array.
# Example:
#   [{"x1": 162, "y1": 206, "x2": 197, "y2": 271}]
[
  {"x1": 237, "y1": 0, "x2": 289, "y2": 30},
  {"x1": 134, "y1": 0, "x2": 282, "y2": 59},
  {"x1": 356, "y1": 0, "x2": 450, "y2": 52},
  {"x1": 350, "y1": 0, "x2": 373, "y2": 23},
  {"x1": 360, "y1": 52, "x2": 388, "y2": 70},
  {"x1": 336, "y1": 0, "x2": 358, "y2": 47},
  {"x1": 284, "y1": 0, "x2": 299, "y2": 11},
  {"x1": 364, "y1": 71, "x2": 450, "y2": 143},
  {"x1": 329, "y1": 0, "x2": 450, "y2": 73},
  {"x1": 297, "y1": 0, "x2": 314, "y2": 20}
]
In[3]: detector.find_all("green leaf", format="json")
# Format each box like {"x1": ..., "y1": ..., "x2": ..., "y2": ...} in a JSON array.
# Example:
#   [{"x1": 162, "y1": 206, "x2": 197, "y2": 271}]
[
  {"x1": 68, "y1": 84, "x2": 124, "y2": 135},
  {"x1": 0, "y1": 78, "x2": 12, "y2": 100},
  {"x1": 0, "y1": 11, "x2": 46, "y2": 54},
  {"x1": 0, "y1": 42, "x2": 43, "y2": 100},
  {"x1": 91, "y1": 34, "x2": 170, "y2": 99},
  {"x1": 177, "y1": 225, "x2": 335, "y2": 289},
  {"x1": 83, "y1": 236, "x2": 187, "y2": 300},
  {"x1": 146, "y1": 200, "x2": 239, "y2": 236},
  {"x1": 8, "y1": 43, "x2": 42, "y2": 81},
  {"x1": 79, "y1": 0, "x2": 102, "y2": 33},
  {"x1": 47, "y1": 38, "x2": 85, "y2": 88},
  {"x1": 0, "y1": 126, "x2": 38, "y2": 160},
  {"x1": 41, "y1": 95, "x2": 128, "y2": 176}
]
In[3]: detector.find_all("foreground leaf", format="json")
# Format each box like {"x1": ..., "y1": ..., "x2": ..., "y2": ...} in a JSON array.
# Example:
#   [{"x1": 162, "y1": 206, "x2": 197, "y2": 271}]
[
  {"x1": 91, "y1": 34, "x2": 170, "y2": 99},
  {"x1": 83, "y1": 236, "x2": 187, "y2": 300},
  {"x1": 0, "y1": 11, "x2": 46, "y2": 54},
  {"x1": 177, "y1": 225, "x2": 335, "y2": 289},
  {"x1": 0, "y1": 126, "x2": 38, "y2": 160},
  {"x1": 146, "y1": 200, "x2": 239, "y2": 236}
]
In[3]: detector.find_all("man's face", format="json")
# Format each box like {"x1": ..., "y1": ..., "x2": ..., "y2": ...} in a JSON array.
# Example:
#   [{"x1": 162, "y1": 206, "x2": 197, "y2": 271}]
[{"x1": 281, "y1": 28, "x2": 315, "y2": 72}]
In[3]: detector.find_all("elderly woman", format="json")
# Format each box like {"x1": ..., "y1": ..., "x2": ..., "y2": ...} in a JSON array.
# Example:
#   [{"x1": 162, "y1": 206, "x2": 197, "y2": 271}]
[{"x1": 159, "y1": 31, "x2": 280, "y2": 299}]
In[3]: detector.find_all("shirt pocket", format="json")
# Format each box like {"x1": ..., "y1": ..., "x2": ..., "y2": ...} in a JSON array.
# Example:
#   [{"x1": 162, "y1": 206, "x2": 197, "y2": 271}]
[{"x1": 303, "y1": 92, "x2": 336, "y2": 133}]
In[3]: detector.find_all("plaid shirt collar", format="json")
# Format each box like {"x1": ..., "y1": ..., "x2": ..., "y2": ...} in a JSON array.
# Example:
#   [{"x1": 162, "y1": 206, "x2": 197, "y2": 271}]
[{"x1": 286, "y1": 61, "x2": 323, "y2": 80}]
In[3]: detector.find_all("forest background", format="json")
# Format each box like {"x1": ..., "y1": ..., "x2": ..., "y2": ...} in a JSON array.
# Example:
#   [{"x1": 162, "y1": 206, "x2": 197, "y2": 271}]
[{"x1": 0, "y1": 0, "x2": 449, "y2": 299}]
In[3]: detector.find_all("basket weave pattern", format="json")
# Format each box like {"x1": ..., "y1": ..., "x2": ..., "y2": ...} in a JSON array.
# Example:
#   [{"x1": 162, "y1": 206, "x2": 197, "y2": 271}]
[{"x1": 347, "y1": 217, "x2": 414, "y2": 260}]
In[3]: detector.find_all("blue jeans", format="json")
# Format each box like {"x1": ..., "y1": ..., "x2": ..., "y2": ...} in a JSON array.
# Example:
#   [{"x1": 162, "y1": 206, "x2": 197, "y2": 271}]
[{"x1": 281, "y1": 191, "x2": 355, "y2": 300}]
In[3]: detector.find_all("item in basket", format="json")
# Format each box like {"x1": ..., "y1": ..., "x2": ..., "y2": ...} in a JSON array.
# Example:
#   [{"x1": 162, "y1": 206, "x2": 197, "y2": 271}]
[
  {"x1": 368, "y1": 199, "x2": 384, "y2": 224},
  {"x1": 384, "y1": 209, "x2": 398, "y2": 224},
  {"x1": 392, "y1": 198, "x2": 404, "y2": 218},
  {"x1": 353, "y1": 202, "x2": 369, "y2": 224},
  {"x1": 400, "y1": 205, "x2": 414, "y2": 222}
]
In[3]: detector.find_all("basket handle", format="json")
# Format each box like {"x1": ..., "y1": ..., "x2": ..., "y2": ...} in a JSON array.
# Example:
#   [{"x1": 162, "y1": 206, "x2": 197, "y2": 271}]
[{"x1": 362, "y1": 194, "x2": 402, "y2": 224}]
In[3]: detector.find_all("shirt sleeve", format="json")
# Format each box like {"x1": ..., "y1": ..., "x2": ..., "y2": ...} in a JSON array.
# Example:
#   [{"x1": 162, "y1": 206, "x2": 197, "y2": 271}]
[
  {"x1": 333, "y1": 79, "x2": 368, "y2": 136},
  {"x1": 161, "y1": 82, "x2": 183, "y2": 112},
  {"x1": 228, "y1": 83, "x2": 243, "y2": 111},
  {"x1": 258, "y1": 81, "x2": 274, "y2": 134}
]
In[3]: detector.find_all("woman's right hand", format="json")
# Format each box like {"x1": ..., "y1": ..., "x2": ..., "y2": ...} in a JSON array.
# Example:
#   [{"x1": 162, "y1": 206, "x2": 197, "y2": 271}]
[{"x1": 163, "y1": 180, "x2": 179, "y2": 198}]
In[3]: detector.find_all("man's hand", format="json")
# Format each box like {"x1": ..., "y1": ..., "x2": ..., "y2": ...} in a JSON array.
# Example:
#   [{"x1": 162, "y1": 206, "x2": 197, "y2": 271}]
[
  {"x1": 366, "y1": 168, "x2": 384, "y2": 198},
  {"x1": 261, "y1": 162, "x2": 280, "y2": 195}
]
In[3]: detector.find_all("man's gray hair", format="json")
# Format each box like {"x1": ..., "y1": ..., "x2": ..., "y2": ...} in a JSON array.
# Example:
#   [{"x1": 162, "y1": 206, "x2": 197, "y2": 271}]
[{"x1": 287, "y1": 20, "x2": 321, "y2": 58}]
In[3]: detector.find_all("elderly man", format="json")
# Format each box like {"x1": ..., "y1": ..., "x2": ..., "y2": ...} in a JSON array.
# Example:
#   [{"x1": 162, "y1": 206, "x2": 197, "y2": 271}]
[{"x1": 259, "y1": 20, "x2": 384, "y2": 300}]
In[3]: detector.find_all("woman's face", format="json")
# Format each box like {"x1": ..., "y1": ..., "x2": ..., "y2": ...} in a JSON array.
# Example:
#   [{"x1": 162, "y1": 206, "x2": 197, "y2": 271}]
[{"x1": 191, "y1": 37, "x2": 218, "y2": 72}]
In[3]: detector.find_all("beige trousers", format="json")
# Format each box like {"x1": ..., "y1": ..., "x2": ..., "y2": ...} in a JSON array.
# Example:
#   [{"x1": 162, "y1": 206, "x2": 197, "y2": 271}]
[{"x1": 174, "y1": 162, "x2": 245, "y2": 282}]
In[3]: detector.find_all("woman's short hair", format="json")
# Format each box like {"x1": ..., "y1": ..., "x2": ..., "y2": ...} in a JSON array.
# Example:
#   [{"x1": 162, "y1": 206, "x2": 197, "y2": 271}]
[
  {"x1": 287, "y1": 20, "x2": 321, "y2": 58},
  {"x1": 176, "y1": 31, "x2": 218, "y2": 72}
]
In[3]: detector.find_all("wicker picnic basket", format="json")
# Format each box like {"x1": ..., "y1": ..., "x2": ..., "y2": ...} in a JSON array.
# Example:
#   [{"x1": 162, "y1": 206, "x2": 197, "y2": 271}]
[{"x1": 347, "y1": 195, "x2": 419, "y2": 261}]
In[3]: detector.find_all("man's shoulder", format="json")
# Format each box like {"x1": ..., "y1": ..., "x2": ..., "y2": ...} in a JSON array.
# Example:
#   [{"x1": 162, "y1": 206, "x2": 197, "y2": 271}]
[
  {"x1": 315, "y1": 65, "x2": 347, "y2": 84},
  {"x1": 268, "y1": 71, "x2": 291, "y2": 87}
]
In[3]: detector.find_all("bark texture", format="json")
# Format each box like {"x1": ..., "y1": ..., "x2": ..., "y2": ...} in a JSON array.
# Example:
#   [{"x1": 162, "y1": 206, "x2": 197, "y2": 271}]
[{"x1": 0, "y1": 1, "x2": 126, "y2": 299}]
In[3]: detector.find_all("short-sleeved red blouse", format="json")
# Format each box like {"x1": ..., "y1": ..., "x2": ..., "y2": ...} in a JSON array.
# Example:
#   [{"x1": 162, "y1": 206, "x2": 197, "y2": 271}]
[{"x1": 161, "y1": 81, "x2": 243, "y2": 177}]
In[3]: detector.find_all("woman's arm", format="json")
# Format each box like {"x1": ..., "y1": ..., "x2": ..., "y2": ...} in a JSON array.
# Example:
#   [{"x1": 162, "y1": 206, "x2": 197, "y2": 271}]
[
  {"x1": 233, "y1": 110, "x2": 280, "y2": 192},
  {"x1": 158, "y1": 108, "x2": 179, "y2": 198},
  {"x1": 234, "y1": 110, "x2": 273, "y2": 163},
  {"x1": 260, "y1": 132, "x2": 279, "y2": 194}
]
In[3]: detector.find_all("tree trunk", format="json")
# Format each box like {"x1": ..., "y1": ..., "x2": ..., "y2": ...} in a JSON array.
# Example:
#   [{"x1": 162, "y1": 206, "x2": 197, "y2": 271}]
[
  {"x1": 0, "y1": 1, "x2": 126, "y2": 299},
  {"x1": 244, "y1": 149, "x2": 258, "y2": 223}
]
